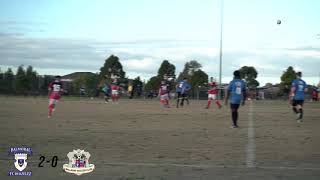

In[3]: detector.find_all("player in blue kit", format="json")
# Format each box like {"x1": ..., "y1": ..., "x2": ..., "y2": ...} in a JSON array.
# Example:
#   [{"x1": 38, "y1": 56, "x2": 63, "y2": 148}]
[
  {"x1": 176, "y1": 78, "x2": 191, "y2": 108},
  {"x1": 102, "y1": 83, "x2": 110, "y2": 103},
  {"x1": 224, "y1": 70, "x2": 247, "y2": 128},
  {"x1": 290, "y1": 72, "x2": 307, "y2": 122}
]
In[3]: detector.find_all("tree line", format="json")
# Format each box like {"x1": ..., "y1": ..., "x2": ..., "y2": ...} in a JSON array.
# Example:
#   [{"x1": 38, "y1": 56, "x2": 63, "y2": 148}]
[
  {"x1": 0, "y1": 66, "x2": 55, "y2": 95},
  {"x1": 99, "y1": 55, "x2": 262, "y2": 98},
  {"x1": 0, "y1": 54, "x2": 310, "y2": 97}
]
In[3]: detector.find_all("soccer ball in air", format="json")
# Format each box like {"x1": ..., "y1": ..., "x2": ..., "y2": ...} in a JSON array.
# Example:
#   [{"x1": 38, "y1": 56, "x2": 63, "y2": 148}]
[{"x1": 277, "y1": 20, "x2": 281, "y2": 25}]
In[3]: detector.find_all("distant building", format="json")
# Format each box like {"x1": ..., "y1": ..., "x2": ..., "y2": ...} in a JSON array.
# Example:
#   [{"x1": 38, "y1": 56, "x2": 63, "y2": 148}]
[
  {"x1": 61, "y1": 72, "x2": 96, "y2": 82},
  {"x1": 258, "y1": 85, "x2": 280, "y2": 99},
  {"x1": 61, "y1": 72, "x2": 96, "y2": 95}
]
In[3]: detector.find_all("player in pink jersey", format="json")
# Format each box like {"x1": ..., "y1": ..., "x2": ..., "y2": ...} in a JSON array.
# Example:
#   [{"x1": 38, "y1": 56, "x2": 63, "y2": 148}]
[
  {"x1": 111, "y1": 80, "x2": 120, "y2": 103},
  {"x1": 205, "y1": 77, "x2": 222, "y2": 109},
  {"x1": 158, "y1": 81, "x2": 170, "y2": 108},
  {"x1": 48, "y1": 76, "x2": 64, "y2": 118}
]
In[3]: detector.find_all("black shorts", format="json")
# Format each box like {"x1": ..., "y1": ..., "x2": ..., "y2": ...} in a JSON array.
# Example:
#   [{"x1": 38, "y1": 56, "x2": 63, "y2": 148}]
[
  {"x1": 177, "y1": 92, "x2": 186, "y2": 99},
  {"x1": 230, "y1": 103, "x2": 240, "y2": 110},
  {"x1": 292, "y1": 100, "x2": 304, "y2": 106}
]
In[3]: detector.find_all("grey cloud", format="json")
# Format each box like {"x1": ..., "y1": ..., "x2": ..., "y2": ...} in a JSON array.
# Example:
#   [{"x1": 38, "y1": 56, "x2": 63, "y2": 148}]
[
  {"x1": 92, "y1": 39, "x2": 210, "y2": 49},
  {"x1": 0, "y1": 32, "x2": 24, "y2": 37},
  {"x1": 198, "y1": 49, "x2": 320, "y2": 78},
  {"x1": 104, "y1": 51, "x2": 154, "y2": 60},
  {"x1": 286, "y1": 46, "x2": 320, "y2": 51},
  {"x1": 0, "y1": 20, "x2": 48, "y2": 35},
  {"x1": 0, "y1": 20, "x2": 48, "y2": 26},
  {"x1": 222, "y1": 51, "x2": 320, "y2": 77},
  {"x1": 0, "y1": 32, "x2": 319, "y2": 82},
  {"x1": 0, "y1": 36, "x2": 103, "y2": 71}
]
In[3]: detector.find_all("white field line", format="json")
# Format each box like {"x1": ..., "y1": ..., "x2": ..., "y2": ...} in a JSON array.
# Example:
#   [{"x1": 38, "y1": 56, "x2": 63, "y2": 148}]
[{"x1": 246, "y1": 101, "x2": 256, "y2": 168}]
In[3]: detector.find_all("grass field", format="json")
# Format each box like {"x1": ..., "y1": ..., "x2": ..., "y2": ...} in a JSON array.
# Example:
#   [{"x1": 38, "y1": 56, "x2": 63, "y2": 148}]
[{"x1": 0, "y1": 97, "x2": 320, "y2": 180}]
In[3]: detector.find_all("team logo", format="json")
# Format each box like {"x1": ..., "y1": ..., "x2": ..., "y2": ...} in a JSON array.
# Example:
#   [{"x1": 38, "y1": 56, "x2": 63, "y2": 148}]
[
  {"x1": 8, "y1": 147, "x2": 32, "y2": 176},
  {"x1": 14, "y1": 153, "x2": 28, "y2": 171},
  {"x1": 63, "y1": 149, "x2": 95, "y2": 176}
]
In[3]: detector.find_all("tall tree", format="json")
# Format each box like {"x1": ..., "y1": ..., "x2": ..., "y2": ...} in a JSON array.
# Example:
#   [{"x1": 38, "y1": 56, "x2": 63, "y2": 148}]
[
  {"x1": 145, "y1": 60, "x2": 176, "y2": 92},
  {"x1": 158, "y1": 60, "x2": 176, "y2": 79},
  {"x1": 133, "y1": 76, "x2": 143, "y2": 87},
  {"x1": 0, "y1": 68, "x2": 3, "y2": 80},
  {"x1": 16, "y1": 65, "x2": 28, "y2": 93},
  {"x1": 25, "y1": 65, "x2": 38, "y2": 91},
  {"x1": 99, "y1": 55, "x2": 126, "y2": 81},
  {"x1": 190, "y1": 69, "x2": 208, "y2": 92},
  {"x1": 178, "y1": 60, "x2": 202, "y2": 81},
  {"x1": 280, "y1": 66, "x2": 296, "y2": 95},
  {"x1": 4, "y1": 68, "x2": 14, "y2": 79},
  {"x1": 239, "y1": 66, "x2": 260, "y2": 88},
  {"x1": 86, "y1": 74, "x2": 99, "y2": 96},
  {"x1": 0, "y1": 68, "x2": 14, "y2": 93},
  {"x1": 41, "y1": 75, "x2": 55, "y2": 93},
  {"x1": 176, "y1": 60, "x2": 208, "y2": 97},
  {"x1": 0, "y1": 68, "x2": 4, "y2": 93},
  {"x1": 158, "y1": 60, "x2": 176, "y2": 91},
  {"x1": 132, "y1": 76, "x2": 143, "y2": 96},
  {"x1": 145, "y1": 76, "x2": 161, "y2": 92}
]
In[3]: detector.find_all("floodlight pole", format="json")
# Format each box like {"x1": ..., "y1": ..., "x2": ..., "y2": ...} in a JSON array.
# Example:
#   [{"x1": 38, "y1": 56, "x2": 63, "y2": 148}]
[{"x1": 218, "y1": 0, "x2": 224, "y2": 99}]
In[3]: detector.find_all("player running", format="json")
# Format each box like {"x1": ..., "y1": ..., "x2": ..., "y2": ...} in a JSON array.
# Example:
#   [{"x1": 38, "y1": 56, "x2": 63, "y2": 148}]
[
  {"x1": 102, "y1": 83, "x2": 110, "y2": 103},
  {"x1": 48, "y1": 76, "x2": 64, "y2": 118},
  {"x1": 290, "y1": 72, "x2": 307, "y2": 122},
  {"x1": 176, "y1": 78, "x2": 191, "y2": 108},
  {"x1": 224, "y1": 70, "x2": 246, "y2": 128},
  {"x1": 111, "y1": 80, "x2": 120, "y2": 103},
  {"x1": 158, "y1": 81, "x2": 170, "y2": 108},
  {"x1": 205, "y1": 77, "x2": 222, "y2": 109}
]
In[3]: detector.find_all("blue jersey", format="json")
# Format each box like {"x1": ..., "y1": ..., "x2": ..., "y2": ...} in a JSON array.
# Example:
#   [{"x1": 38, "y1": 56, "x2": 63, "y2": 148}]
[
  {"x1": 102, "y1": 85, "x2": 110, "y2": 93},
  {"x1": 176, "y1": 80, "x2": 191, "y2": 93},
  {"x1": 292, "y1": 79, "x2": 307, "y2": 100},
  {"x1": 228, "y1": 79, "x2": 246, "y2": 104}
]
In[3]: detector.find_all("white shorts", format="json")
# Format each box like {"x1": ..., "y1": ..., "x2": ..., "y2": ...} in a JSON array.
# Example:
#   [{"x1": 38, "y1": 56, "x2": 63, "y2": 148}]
[
  {"x1": 112, "y1": 90, "x2": 119, "y2": 96},
  {"x1": 160, "y1": 94, "x2": 169, "y2": 100},
  {"x1": 208, "y1": 94, "x2": 216, "y2": 100},
  {"x1": 49, "y1": 99, "x2": 58, "y2": 105}
]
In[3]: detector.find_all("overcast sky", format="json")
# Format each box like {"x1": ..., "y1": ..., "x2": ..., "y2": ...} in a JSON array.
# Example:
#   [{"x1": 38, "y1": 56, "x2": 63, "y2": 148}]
[{"x1": 0, "y1": 0, "x2": 319, "y2": 85}]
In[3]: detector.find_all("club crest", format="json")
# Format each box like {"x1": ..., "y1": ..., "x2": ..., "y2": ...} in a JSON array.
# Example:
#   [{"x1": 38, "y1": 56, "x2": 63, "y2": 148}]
[
  {"x1": 8, "y1": 147, "x2": 32, "y2": 176},
  {"x1": 14, "y1": 153, "x2": 28, "y2": 171},
  {"x1": 63, "y1": 149, "x2": 95, "y2": 176}
]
